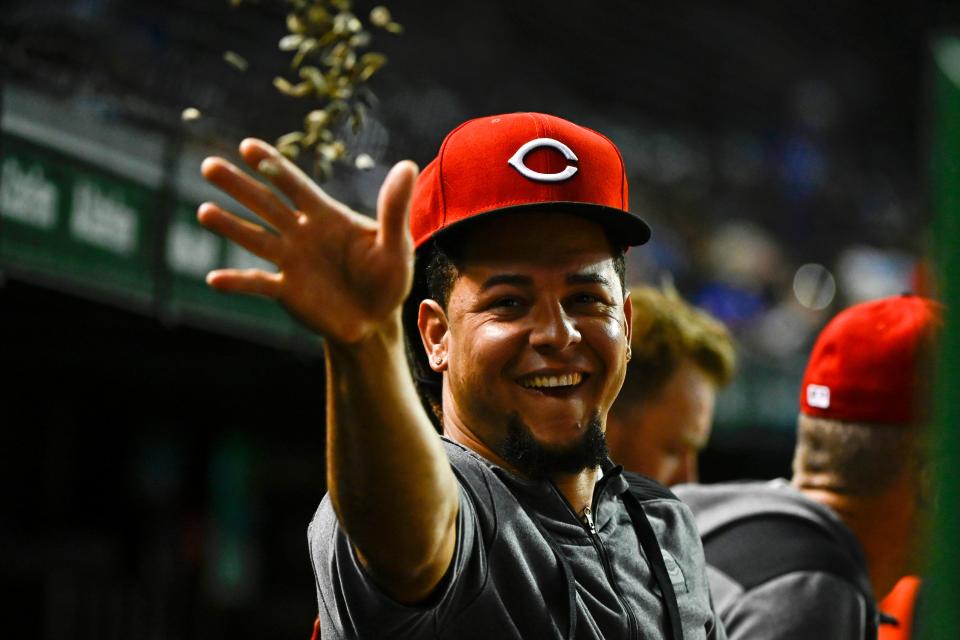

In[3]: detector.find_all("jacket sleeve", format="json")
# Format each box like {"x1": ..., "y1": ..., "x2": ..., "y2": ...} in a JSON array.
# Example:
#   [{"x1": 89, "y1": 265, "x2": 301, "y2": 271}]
[
  {"x1": 308, "y1": 481, "x2": 488, "y2": 640},
  {"x1": 719, "y1": 570, "x2": 869, "y2": 640}
]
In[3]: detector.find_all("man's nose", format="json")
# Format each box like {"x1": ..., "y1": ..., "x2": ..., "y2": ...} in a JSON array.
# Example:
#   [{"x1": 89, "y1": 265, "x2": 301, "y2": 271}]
[{"x1": 529, "y1": 300, "x2": 581, "y2": 350}]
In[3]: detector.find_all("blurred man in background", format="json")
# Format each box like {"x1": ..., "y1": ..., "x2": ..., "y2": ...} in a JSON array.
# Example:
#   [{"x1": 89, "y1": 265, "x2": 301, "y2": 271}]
[
  {"x1": 606, "y1": 285, "x2": 736, "y2": 484},
  {"x1": 676, "y1": 294, "x2": 939, "y2": 640}
]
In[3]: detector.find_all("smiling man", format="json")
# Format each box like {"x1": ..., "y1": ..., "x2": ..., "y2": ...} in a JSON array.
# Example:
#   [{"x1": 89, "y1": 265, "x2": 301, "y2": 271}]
[
  {"x1": 419, "y1": 213, "x2": 627, "y2": 478},
  {"x1": 199, "y1": 112, "x2": 724, "y2": 639}
]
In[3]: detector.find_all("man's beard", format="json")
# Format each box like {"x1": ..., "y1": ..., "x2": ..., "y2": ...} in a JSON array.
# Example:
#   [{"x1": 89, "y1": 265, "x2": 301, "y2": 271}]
[{"x1": 500, "y1": 412, "x2": 609, "y2": 480}]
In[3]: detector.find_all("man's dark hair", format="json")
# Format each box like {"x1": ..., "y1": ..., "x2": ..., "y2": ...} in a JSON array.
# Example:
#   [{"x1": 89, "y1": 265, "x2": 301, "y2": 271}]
[{"x1": 402, "y1": 226, "x2": 627, "y2": 432}]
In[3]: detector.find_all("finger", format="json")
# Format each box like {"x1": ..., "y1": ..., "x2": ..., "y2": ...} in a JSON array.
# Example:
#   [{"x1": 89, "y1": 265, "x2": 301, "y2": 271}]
[
  {"x1": 239, "y1": 138, "x2": 342, "y2": 215},
  {"x1": 205, "y1": 269, "x2": 282, "y2": 298},
  {"x1": 376, "y1": 160, "x2": 419, "y2": 251},
  {"x1": 197, "y1": 202, "x2": 281, "y2": 264},
  {"x1": 201, "y1": 156, "x2": 298, "y2": 232}
]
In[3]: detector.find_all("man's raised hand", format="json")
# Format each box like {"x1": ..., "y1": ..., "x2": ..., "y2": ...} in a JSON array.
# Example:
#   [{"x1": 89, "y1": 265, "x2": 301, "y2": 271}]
[{"x1": 198, "y1": 139, "x2": 418, "y2": 344}]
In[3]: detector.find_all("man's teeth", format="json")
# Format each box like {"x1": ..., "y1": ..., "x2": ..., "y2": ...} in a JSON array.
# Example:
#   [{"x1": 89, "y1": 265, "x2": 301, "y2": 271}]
[{"x1": 520, "y1": 373, "x2": 583, "y2": 389}]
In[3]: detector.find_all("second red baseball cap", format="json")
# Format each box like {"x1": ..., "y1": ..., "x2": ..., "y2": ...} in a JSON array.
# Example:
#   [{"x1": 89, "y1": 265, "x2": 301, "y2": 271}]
[
  {"x1": 800, "y1": 294, "x2": 942, "y2": 424},
  {"x1": 409, "y1": 112, "x2": 651, "y2": 250}
]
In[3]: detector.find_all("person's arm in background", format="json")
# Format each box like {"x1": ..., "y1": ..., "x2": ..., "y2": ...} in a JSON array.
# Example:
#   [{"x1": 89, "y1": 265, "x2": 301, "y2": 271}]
[{"x1": 199, "y1": 139, "x2": 458, "y2": 604}]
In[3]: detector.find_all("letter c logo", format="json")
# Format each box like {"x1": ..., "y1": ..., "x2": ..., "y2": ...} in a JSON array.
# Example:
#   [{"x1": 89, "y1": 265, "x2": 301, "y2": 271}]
[{"x1": 507, "y1": 138, "x2": 579, "y2": 183}]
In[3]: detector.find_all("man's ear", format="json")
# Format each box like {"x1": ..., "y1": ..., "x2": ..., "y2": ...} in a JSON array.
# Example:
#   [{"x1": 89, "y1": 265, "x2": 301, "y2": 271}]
[
  {"x1": 418, "y1": 299, "x2": 449, "y2": 372},
  {"x1": 623, "y1": 289, "x2": 633, "y2": 351}
]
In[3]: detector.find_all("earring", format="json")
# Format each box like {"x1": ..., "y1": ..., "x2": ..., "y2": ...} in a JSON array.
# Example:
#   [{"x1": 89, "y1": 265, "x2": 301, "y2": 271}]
[
  {"x1": 625, "y1": 347, "x2": 632, "y2": 361},
  {"x1": 434, "y1": 355, "x2": 444, "y2": 366}
]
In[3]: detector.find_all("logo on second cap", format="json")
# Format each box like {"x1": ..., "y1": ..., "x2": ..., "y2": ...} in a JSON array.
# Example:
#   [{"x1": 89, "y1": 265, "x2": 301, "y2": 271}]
[
  {"x1": 507, "y1": 138, "x2": 578, "y2": 183},
  {"x1": 806, "y1": 384, "x2": 831, "y2": 409}
]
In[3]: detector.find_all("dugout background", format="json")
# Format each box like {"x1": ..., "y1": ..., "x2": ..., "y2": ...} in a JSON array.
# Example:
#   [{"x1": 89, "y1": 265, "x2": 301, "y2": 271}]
[{"x1": 1, "y1": 1, "x2": 957, "y2": 638}]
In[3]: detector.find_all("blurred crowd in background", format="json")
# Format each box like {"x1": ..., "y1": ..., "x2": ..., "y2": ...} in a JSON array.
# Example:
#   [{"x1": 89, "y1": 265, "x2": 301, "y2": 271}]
[{"x1": 1, "y1": 1, "x2": 956, "y2": 638}]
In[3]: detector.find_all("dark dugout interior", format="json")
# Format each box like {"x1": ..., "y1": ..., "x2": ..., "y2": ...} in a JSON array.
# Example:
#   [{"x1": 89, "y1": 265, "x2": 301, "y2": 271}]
[{"x1": 1, "y1": 280, "x2": 326, "y2": 638}]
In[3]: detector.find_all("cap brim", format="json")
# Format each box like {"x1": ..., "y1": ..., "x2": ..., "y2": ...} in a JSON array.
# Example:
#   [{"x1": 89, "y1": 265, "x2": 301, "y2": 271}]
[{"x1": 420, "y1": 201, "x2": 651, "y2": 252}]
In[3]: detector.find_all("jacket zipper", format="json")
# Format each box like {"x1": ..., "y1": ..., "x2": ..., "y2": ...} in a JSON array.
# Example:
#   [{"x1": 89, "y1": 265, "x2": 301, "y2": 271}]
[
  {"x1": 582, "y1": 506, "x2": 597, "y2": 535},
  {"x1": 581, "y1": 505, "x2": 639, "y2": 640},
  {"x1": 551, "y1": 483, "x2": 639, "y2": 640}
]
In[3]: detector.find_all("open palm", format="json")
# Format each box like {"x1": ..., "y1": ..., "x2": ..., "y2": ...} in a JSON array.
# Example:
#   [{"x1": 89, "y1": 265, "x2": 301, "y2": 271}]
[{"x1": 198, "y1": 139, "x2": 418, "y2": 344}]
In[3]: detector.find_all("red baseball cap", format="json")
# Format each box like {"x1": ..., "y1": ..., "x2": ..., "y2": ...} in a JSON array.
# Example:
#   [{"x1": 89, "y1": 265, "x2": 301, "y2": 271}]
[
  {"x1": 409, "y1": 112, "x2": 651, "y2": 250},
  {"x1": 800, "y1": 294, "x2": 942, "y2": 424}
]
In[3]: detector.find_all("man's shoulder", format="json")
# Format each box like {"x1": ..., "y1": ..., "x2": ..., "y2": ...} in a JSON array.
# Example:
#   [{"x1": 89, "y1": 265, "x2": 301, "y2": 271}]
[
  {"x1": 621, "y1": 470, "x2": 680, "y2": 502},
  {"x1": 720, "y1": 570, "x2": 873, "y2": 640},
  {"x1": 674, "y1": 482, "x2": 875, "y2": 639},
  {"x1": 439, "y1": 437, "x2": 500, "y2": 488},
  {"x1": 616, "y1": 474, "x2": 710, "y2": 585},
  {"x1": 672, "y1": 480, "x2": 774, "y2": 523},
  {"x1": 673, "y1": 480, "x2": 835, "y2": 537},
  {"x1": 307, "y1": 493, "x2": 338, "y2": 557},
  {"x1": 440, "y1": 437, "x2": 489, "y2": 467},
  {"x1": 673, "y1": 479, "x2": 785, "y2": 505},
  {"x1": 619, "y1": 472, "x2": 705, "y2": 549},
  {"x1": 672, "y1": 480, "x2": 866, "y2": 579}
]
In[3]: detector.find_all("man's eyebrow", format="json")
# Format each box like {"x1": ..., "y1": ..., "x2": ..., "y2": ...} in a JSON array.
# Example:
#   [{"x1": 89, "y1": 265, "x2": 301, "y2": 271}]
[
  {"x1": 567, "y1": 272, "x2": 611, "y2": 287},
  {"x1": 479, "y1": 274, "x2": 534, "y2": 291},
  {"x1": 478, "y1": 271, "x2": 612, "y2": 291}
]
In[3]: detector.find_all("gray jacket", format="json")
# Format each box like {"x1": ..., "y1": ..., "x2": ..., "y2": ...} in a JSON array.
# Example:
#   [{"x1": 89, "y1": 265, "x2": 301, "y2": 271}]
[
  {"x1": 674, "y1": 480, "x2": 875, "y2": 640},
  {"x1": 309, "y1": 438, "x2": 725, "y2": 639}
]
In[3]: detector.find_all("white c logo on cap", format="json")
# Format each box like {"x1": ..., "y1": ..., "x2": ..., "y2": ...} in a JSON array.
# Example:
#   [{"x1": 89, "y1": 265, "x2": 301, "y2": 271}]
[{"x1": 507, "y1": 138, "x2": 578, "y2": 182}]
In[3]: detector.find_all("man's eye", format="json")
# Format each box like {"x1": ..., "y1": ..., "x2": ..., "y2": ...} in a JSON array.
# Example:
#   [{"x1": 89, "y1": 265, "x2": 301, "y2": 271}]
[
  {"x1": 491, "y1": 297, "x2": 522, "y2": 309},
  {"x1": 572, "y1": 293, "x2": 602, "y2": 305}
]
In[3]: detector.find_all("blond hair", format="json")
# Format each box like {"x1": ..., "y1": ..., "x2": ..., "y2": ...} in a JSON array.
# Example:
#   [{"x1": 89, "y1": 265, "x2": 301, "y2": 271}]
[{"x1": 621, "y1": 285, "x2": 736, "y2": 402}]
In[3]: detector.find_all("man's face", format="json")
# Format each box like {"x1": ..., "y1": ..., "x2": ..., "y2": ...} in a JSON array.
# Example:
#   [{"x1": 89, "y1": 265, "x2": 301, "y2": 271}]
[
  {"x1": 422, "y1": 212, "x2": 631, "y2": 475},
  {"x1": 607, "y1": 359, "x2": 717, "y2": 485}
]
